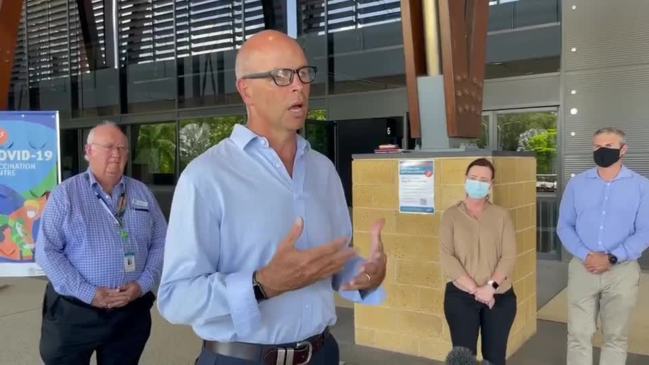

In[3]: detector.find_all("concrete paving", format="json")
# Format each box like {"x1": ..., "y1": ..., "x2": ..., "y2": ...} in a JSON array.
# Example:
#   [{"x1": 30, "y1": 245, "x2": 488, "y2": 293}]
[{"x1": 1, "y1": 260, "x2": 648, "y2": 364}]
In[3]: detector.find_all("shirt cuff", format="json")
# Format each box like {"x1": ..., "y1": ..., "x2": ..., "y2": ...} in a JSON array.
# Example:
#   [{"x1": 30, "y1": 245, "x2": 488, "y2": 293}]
[
  {"x1": 336, "y1": 257, "x2": 386, "y2": 305},
  {"x1": 610, "y1": 246, "x2": 629, "y2": 263},
  {"x1": 136, "y1": 276, "x2": 153, "y2": 297},
  {"x1": 573, "y1": 245, "x2": 591, "y2": 262},
  {"x1": 77, "y1": 283, "x2": 98, "y2": 305},
  {"x1": 224, "y1": 270, "x2": 261, "y2": 337},
  {"x1": 340, "y1": 285, "x2": 386, "y2": 305}
]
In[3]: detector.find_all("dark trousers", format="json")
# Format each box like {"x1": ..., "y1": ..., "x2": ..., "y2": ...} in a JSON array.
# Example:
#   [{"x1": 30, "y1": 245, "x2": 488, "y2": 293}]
[
  {"x1": 40, "y1": 283, "x2": 154, "y2": 365},
  {"x1": 444, "y1": 282, "x2": 517, "y2": 365},
  {"x1": 196, "y1": 334, "x2": 340, "y2": 365}
]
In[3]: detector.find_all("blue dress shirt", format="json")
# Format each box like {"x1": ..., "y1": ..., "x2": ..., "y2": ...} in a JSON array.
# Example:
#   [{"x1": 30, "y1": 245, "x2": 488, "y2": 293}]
[
  {"x1": 36, "y1": 170, "x2": 167, "y2": 304},
  {"x1": 557, "y1": 166, "x2": 649, "y2": 262},
  {"x1": 158, "y1": 124, "x2": 385, "y2": 344}
]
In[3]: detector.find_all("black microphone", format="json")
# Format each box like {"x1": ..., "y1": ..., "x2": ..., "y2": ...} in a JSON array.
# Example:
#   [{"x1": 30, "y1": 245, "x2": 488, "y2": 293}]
[{"x1": 445, "y1": 346, "x2": 477, "y2": 365}]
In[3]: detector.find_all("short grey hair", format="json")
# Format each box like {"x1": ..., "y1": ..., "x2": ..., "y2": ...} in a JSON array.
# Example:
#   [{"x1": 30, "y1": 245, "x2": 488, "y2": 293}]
[
  {"x1": 84, "y1": 121, "x2": 127, "y2": 161},
  {"x1": 86, "y1": 121, "x2": 124, "y2": 145},
  {"x1": 593, "y1": 127, "x2": 626, "y2": 144}
]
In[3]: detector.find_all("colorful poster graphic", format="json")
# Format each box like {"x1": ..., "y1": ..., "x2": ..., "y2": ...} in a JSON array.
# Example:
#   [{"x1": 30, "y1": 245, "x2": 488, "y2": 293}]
[
  {"x1": 399, "y1": 160, "x2": 435, "y2": 214},
  {"x1": 0, "y1": 112, "x2": 60, "y2": 277}
]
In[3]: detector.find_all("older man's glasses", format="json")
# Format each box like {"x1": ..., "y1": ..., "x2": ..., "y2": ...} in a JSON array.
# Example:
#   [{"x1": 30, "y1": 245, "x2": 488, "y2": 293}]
[
  {"x1": 91, "y1": 143, "x2": 128, "y2": 154},
  {"x1": 241, "y1": 66, "x2": 317, "y2": 87}
]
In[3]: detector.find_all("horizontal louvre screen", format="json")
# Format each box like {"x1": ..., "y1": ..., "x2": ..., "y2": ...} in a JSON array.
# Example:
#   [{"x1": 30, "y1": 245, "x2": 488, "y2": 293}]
[
  {"x1": 119, "y1": 0, "x2": 266, "y2": 65},
  {"x1": 299, "y1": 0, "x2": 400, "y2": 35}
]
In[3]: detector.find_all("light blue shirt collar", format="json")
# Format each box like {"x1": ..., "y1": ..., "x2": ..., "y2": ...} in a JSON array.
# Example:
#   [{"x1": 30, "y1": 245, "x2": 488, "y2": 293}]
[
  {"x1": 84, "y1": 168, "x2": 126, "y2": 194},
  {"x1": 230, "y1": 124, "x2": 310, "y2": 156},
  {"x1": 585, "y1": 165, "x2": 633, "y2": 180}
]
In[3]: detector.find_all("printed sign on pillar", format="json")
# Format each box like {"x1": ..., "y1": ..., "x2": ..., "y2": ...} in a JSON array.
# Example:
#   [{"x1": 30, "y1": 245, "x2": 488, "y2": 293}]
[{"x1": 0, "y1": 111, "x2": 60, "y2": 277}]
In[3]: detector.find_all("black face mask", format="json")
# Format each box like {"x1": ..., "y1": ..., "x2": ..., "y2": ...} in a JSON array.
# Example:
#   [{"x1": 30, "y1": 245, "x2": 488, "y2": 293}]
[{"x1": 593, "y1": 147, "x2": 621, "y2": 167}]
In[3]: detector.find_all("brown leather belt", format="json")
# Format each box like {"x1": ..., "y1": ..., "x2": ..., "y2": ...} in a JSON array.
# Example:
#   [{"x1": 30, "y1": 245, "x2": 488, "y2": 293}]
[{"x1": 203, "y1": 328, "x2": 329, "y2": 365}]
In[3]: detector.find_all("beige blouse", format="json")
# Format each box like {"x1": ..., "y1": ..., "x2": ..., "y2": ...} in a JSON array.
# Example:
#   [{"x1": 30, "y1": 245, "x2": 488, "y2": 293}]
[{"x1": 440, "y1": 201, "x2": 516, "y2": 293}]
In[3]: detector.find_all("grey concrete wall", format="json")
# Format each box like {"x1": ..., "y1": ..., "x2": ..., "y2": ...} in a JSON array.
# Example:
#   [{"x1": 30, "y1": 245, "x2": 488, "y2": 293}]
[
  {"x1": 560, "y1": 0, "x2": 649, "y2": 267},
  {"x1": 483, "y1": 73, "x2": 560, "y2": 110}
]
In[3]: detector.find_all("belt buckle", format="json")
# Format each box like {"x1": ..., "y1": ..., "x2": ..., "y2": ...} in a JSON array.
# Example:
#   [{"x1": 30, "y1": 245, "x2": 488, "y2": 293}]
[{"x1": 294, "y1": 341, "x2": 313, "y2": 365}]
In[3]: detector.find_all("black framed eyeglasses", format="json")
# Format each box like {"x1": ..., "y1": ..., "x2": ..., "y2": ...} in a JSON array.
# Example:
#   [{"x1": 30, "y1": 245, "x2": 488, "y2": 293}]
[{"x1": 241, "y1": 66, "x2": 318, "y2": 87}]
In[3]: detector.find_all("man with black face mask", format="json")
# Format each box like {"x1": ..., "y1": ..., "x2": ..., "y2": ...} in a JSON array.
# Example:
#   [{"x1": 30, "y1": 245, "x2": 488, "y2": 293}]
[{"x1": 558, "y1": 127, "x2": 649, "y2": 365}]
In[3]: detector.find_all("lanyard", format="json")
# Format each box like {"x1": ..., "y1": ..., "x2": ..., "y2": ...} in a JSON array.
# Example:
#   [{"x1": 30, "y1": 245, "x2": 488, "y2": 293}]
[{"x1": 96, "y1": 189, "x2": 128, "y2": 241}]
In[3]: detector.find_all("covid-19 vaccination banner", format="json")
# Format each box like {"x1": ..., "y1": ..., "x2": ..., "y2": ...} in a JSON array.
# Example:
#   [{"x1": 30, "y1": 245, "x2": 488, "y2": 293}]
[{"x1": 0, "y1": 111, "x2": 60, "y2": 277}]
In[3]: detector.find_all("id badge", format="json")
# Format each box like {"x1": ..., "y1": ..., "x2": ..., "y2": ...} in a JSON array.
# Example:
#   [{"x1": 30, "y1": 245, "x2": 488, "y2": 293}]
[{"x1": 124, "y1": 253, "x2": 136, "y2": 272}]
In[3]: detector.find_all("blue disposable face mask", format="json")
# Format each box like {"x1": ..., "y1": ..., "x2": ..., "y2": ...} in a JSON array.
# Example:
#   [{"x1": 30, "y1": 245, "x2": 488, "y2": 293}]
[{"x1": 465, "y1": 179, "x2": 490, "y2": 199}]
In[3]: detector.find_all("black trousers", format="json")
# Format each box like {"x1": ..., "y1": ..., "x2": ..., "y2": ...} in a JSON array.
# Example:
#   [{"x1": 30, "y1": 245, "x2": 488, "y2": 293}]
[
  {"x1": 40, "y1": 283, "x2": 154, "y2": 365},
  {"x1": 196, "y1": 334, "x2": 340, "y2": 365},
  {"x1": 443, "y1": 282, "x2": 517, "y2": 365}
]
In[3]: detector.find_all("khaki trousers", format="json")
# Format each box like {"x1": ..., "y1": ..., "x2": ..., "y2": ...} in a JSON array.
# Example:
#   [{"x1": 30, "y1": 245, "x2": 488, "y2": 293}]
[{"x1": 566, "y1": 258, "x2": 640, "y2": 365}]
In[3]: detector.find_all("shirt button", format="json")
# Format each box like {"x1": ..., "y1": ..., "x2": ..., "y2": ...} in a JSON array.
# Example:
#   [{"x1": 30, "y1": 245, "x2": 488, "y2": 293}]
[
  {"x1": 602, "y1": 211, "x2": 606, "y2": 215},
  {"x1": 598, "y1": 241, "x2": 602, "y2": 245},
  {"x1": 604, "y1": 196, "x2": 608, "y2": 200},
  {"x1": 600, "y1": 226, "x2": 604, "y2": 230}
]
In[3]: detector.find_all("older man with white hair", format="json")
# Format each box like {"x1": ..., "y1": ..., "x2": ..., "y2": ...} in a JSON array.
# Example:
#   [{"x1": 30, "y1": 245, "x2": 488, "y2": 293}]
[{"x1": 36, "y1": 121, "x2": 167, "y2": 365}]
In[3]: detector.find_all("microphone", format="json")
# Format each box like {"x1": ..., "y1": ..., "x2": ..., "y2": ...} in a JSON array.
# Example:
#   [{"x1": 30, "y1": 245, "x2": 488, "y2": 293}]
[{"x1": 445, "y1": 346, "x2": 477, "y2": 365}]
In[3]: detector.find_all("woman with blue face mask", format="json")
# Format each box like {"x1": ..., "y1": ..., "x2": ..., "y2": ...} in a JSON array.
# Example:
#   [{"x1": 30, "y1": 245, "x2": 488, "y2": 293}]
[{"x1": 439, "y1": 158, "x2": 517, "y2": 365}]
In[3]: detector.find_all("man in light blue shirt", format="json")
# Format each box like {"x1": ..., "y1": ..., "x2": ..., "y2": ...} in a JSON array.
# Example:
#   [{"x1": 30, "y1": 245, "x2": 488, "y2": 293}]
[
  {"x1": 36, "y1": 122, "x2": 167, "y2": 365},
  {"x1": 158, "y1": 30, "x2": 387, "y2": 365},
  {"x1": 558, "y1": 127, "x2": 649, "y2": 365}
]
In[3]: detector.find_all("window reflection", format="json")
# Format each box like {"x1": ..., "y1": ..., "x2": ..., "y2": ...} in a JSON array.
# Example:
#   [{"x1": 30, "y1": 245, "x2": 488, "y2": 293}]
[
  {"x1": 125, "y1": 62, "x2": 177, "y2": 113},
  {"x1": 497, "y1": 110, "x2": 558, "y2": 192},
  {"x1": 179, "y1": 116, "x2": 245, "y2": 170},
  {"x1": 60, "y1": 129, "x2": 80, "y2": 180},
  {"x1": 495, "y1": 109, "x2": 559, "y2": 255},
  {"x1": 304, "y1": 110, "x2": 333, "y2": 160},
  {"x1": 71, "y1": 69, "x2": 120, "y2": 117},
  {"x1": 470, "y1": 115, "x2": 490, "y2": 149},
  {"x1": 297, "y1": 0, "x2": 406, "y2": 95},
  {"x1": 177, "y1": 53, "x2": 242, "y2": 108},
  {"x1": 131, "y1": 123, "x2": 177, "y2": 185}
]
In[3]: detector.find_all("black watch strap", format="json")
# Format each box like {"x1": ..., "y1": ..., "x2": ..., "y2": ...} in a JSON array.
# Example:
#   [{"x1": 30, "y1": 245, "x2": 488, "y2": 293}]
[{"x1": 252, "y1": 271, "x2": 268, "y2": 302}]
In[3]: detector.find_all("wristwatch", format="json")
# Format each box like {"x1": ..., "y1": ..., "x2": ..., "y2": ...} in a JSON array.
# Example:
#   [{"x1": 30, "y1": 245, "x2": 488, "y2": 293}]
[
  {"x1": 607, "y1": 253, "x2": 618, "y2": 265},
  {"x1": 487, "y1": 280, "x2": 499, "y2": 290},
  {"x1": 252, "y1": 271, "x2": 268, "y2": 302}
]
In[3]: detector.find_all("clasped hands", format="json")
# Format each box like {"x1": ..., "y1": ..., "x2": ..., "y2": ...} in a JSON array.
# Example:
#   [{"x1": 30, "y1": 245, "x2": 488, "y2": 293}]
[
  {"x1": 584, "y1": 252, "x2": 611, "y2": 274},
  {"x1": 256, "y1": 217, "x2": 387, "y2": 298},
  {"x1": 455, "y1": 279, "x2": 496, "y2": 309},
  {"x1": 473, "y1": 285, "x2": 496, "y2": 309},
  {"x1": 91, "y1": 282, "x2": 142, "y2": 309}
]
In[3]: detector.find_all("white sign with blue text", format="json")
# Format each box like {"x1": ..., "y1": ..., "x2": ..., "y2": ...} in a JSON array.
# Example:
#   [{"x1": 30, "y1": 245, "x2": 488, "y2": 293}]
[{"x1": 399, "y1": 160, "x2": 435, "y2": 214}]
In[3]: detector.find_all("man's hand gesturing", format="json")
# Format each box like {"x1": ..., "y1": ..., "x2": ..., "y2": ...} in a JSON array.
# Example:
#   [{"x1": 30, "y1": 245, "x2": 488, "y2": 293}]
[
  {"x1": 340, "y1": 218, "x2": 387, "y2": 291},
  {"x1": 256, "y1": 218, "x2": 356, "y2": 298}
]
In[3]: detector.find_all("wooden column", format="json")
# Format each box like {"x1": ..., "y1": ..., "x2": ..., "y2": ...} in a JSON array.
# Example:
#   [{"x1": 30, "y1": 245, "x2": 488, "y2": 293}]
[
  {"x1": 0, "y1": 0, "x2": 24, "y2": 110},
  {"x1": 438, "y1": 0, "x2": 489, "y2": 138},
  {"x1": 400, "y1": 0, "x2": 426, "y2": 139}
]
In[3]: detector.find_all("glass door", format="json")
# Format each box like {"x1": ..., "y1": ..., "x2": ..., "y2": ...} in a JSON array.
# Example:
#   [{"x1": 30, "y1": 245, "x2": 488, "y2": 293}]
[{"x1": 496, "y1": 108, "x2": 559, "y2": 258}]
